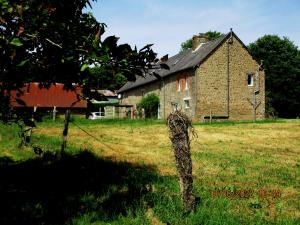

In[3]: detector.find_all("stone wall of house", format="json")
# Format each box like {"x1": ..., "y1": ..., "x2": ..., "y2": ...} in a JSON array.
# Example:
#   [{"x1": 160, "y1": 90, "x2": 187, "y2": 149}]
[
  {"x1": 119, "y1": 81, "x2": 160, "y2": 118},
  {"x1": 119, "y1": 69, "x2": 196, "y2": 119},
  {"x1": 120, "y1": 81, "x2": 161, "y2": 107},
  {"x1": 159, "y1": 69, "x2": 196, "y2": 119},
  {"x1": 195, "y1": 36, "x2": 265, "y2": 121}
]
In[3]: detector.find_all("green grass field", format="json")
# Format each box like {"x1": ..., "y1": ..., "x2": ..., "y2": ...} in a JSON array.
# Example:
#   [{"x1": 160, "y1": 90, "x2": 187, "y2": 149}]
[{"x1": 0, "y1": 118, "x2": 299, "y2": 225}]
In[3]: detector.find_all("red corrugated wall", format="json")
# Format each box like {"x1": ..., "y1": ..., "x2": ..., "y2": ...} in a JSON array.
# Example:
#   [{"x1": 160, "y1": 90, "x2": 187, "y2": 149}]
[{"x1": 10, "y1": 83, "x2": 87, "y2": 108}]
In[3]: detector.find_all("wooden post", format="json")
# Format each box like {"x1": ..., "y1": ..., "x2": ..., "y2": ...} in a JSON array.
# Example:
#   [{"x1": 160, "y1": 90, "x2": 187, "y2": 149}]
[
  {"x1": 131, "y1": 107, "x2": 134, "y2": 119},
  {"x1": 247, "y1": 94, "x2": 261, "y2": 123},
  {"x1": 248, "y1": 70, "x2": 261, "y2": 122},
  {"x1": 209, "y1": 108, "x2": 212, "y2": 124},
  {"x1": 157, "y1": 104, "x2": 161, "y2": 119},
  {"x1": 26, "y1": 106, "x2": 37, "y2": 143},
  {"x1": 53, "y1": 106, "x2": 57, "y2": 121},
  {"x1": 253, "y1": 90, "x2": 256, "y2": 122},
  {"x1": 61, "y1": 110, "x2": 70, "y2": 154},
  {"x1": 251, "y1": 66, "x2": 262, "y2": 122}
]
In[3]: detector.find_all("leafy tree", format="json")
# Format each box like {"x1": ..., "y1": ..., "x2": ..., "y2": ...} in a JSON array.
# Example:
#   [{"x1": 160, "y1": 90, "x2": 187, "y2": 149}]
[
  {"x1": 180, "y1": 31, "x2": 223, "y2": 51},
  {"x1": 248, "y1": 35, "x2": 300, "y2": 118},
  {"x1": 88, "y1": 66, "x2": 127, "y2": 91},
  {"x1": 137, "y1": 93, "x2": 160, "y2": 118},
  {"x1": 0, "y1": 0, "x2": 163, "y2": 122}
]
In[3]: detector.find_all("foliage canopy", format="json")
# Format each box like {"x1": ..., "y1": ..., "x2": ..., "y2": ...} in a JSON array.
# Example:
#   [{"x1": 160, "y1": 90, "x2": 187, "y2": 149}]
[
  {"x1": 88, "y1": 66, "x2": 127, "y2": 91},
  {"x1": 0, "y1": 0, "x2": 163, "y2": 122},
  {"x1": 248, "y1": 35, "x2": 300, "y2": 118}
]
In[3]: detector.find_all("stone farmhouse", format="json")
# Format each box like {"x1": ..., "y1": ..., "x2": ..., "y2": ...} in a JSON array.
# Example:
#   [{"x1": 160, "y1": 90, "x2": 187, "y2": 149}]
[{"x1": 118, "y1": 30, "x2": 265, "y2": 121}]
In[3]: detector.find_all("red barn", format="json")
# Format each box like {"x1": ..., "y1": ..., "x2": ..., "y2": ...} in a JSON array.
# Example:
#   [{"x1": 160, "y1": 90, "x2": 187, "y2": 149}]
[{"x1": 10, "y1": 83, "x2": 87, "y2": 118}]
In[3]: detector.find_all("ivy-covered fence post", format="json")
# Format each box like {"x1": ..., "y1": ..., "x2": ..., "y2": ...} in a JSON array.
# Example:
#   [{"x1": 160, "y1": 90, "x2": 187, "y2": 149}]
[{"x1": 167, "y1": 111, "x2": 196, "y2": 212}]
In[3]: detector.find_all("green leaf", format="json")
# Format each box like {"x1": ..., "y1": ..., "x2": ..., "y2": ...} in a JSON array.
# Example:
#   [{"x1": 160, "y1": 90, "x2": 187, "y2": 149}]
[
  {"x1": 10, "y1": 38, "x2": 23, "y2": 47},
  {"x1": 17, "y1": 59, "x2": 29, "y2": 67},
  {"x1": 103, "y1": 36, "x2": 119, "y2": 49},
  {"x1": 8, "y1": 7, "x2": 13, "y2": 13},
  {"x1": 99, "y1": 54, "x2": 110, "y2": 62},
  {"x1": 80, "y1": 64, "x2": 89, "y2": 72}
]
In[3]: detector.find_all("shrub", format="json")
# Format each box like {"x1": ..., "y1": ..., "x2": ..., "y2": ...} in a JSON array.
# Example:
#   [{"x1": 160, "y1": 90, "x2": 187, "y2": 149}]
[{"x1": 137, "y1": 93, "x2": 160, "y2": 118}]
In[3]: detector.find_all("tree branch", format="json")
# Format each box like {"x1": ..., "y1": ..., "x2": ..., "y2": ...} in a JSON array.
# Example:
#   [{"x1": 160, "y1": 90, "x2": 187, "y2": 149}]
[{"x1": 45, "y1": 38, "x2": 62, "y2": 49}]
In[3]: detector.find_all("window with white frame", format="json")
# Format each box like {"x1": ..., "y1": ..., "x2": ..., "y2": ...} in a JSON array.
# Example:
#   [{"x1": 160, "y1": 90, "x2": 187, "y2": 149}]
[
  {"x1": 247, "y1": 74, "x2": 254, "y2": 86},
  {"x1": 183, "y1": 97, "x2": 191, "y2": 109},
  {"x1": 184, "y1": 99, "x2": 190, "y2": 108}
]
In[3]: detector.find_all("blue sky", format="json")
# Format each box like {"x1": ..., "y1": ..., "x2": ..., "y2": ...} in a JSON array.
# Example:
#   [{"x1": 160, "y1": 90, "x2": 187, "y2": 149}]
[{"x1": 89, "y1": 0, "x2": 300, "y2": 56}]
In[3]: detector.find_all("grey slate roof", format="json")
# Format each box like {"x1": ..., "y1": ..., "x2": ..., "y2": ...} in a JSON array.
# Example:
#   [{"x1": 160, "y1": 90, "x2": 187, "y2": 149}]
[{"x1": 118, "y1": 32, "x2": 230, "y2": 93}]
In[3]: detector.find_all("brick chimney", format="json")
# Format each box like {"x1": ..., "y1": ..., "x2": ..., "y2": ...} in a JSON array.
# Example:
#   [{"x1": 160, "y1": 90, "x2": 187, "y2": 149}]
[{"x1": 192, "y1": 33, "x2": 209, "y2": 51}]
